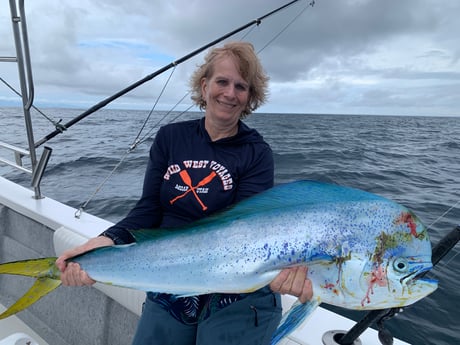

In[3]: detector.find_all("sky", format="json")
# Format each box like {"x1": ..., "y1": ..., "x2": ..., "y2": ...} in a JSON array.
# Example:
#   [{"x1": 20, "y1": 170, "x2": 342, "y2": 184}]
[{"x1": 0, "y1": 0, "x2": 459, "y2": 116}]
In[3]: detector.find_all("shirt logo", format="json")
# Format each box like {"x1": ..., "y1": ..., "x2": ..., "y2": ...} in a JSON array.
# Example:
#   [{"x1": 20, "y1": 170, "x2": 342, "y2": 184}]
[
  {"x1": 165, "y1": 160, "x2": 233, "y2": 210},
  {"x1": 169, "y1": 170, "x2": 217, "y2": 211}
]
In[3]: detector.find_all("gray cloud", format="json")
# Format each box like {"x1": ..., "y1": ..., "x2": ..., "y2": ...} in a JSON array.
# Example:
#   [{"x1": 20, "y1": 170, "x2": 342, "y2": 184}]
[{"x1": 0, "y1": 0, "x2": 459, "y2": 116}]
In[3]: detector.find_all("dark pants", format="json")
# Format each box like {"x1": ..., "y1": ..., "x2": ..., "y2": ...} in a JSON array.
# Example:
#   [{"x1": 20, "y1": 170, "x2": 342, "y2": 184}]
[{"x1": 131, "y1": 288, "x2": 282, "y2": 345}]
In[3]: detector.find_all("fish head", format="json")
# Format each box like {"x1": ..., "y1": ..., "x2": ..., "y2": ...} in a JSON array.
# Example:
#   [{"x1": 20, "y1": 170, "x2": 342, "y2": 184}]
[
  {"x1": 355, "y1": 211, "x2": 438, "y2": 309},
  {"x1": 316, "y1": 210, "x2": 438, "y2": 310},
  {"x1": 354, "y1": 254, "x2": 437, "y2": 310}
]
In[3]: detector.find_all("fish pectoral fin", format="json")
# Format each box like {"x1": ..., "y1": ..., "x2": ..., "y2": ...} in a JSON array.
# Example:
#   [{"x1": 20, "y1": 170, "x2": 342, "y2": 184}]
[
  {"x1": 0, "y1": 277, "x2": 61, "y2": 320},
  {"x1": 270, "y1": 297, "x2": 320, "y2": 345}
]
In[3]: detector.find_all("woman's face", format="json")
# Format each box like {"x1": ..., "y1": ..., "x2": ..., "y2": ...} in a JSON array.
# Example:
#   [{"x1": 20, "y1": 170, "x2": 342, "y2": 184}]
[{"x1": 201, "y1": 56, "x2": 250, "y2": 125}]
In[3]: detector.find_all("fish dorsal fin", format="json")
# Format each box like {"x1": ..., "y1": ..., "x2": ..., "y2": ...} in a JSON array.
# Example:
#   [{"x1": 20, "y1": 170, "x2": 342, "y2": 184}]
[
  {"x1": 270, "y1": 298, "x2": 321, "y2": 345},
  {"x1": 127, "y1": 228, "x2": 178, "y2": 243},
  {"x1": 254, "y1": 180, "x2": 384, "y2": 208},
  {"x1": 129, "y1": 180, "x2": 386, "y2": 238},
  {"x1": 193, "y1": 180, "x2": 385, "y2": 227}
]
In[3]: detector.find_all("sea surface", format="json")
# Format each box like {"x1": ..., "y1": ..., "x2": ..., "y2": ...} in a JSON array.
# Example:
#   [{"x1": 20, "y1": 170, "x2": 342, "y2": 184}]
[{"x1": 1, "y1": 107, "x2": 459, "y2": 345}]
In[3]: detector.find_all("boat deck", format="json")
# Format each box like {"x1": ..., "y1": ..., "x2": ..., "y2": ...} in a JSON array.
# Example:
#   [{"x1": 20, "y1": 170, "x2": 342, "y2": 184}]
[{"x1": 0, "y1": 304, "x2": 48, "y2": 345}]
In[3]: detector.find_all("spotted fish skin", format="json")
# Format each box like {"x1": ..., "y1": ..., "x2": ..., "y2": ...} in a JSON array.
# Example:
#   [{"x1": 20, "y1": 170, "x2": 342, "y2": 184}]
[
  {"x1": 74, "y1": 180, "x2": 436, "y2": 310},
  {"x1": 0, "y1": 180, "x2": 437, "y2": 341}
]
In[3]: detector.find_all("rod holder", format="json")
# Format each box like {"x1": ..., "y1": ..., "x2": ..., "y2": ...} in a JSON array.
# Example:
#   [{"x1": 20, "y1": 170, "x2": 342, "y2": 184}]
[{"x1": 31, "y1": 146, "x2": 52, "y2": 199}]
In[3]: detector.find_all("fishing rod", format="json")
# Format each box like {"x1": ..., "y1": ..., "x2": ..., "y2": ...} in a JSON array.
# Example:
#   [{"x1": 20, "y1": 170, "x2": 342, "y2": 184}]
[
  {"x1": 34, "y1": 0, "x2": 312, "y2": 148},
  {"x1": 337, "y1": 224, "x2": 460, "y2": 345}
]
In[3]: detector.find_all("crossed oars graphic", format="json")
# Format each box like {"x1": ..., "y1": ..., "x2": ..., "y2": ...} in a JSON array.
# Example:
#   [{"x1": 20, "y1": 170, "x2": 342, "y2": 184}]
[{"x1": 169, "y1": 170, "x2": 217, "y2": 211}]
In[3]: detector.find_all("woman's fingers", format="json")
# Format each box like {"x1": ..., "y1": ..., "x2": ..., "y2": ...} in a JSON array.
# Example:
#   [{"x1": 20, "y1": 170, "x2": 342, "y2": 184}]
[
  {"x1": 269, "y1": 266, "x2": 313, "y2": 303},
  {"x1": 56, "y1": 235, "x2": 114, "y2": 286}
]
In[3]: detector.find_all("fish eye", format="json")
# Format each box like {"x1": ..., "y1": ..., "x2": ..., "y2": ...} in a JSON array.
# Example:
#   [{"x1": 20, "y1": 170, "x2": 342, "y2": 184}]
[{"x1": 393, "y1": 258, "x2": 409, "y2": 273}]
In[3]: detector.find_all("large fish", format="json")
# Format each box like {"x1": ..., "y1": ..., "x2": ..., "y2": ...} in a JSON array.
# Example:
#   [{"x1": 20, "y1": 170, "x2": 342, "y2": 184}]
[{"x1": 0, "y1": 180, "x2": 437, "y2": 344}]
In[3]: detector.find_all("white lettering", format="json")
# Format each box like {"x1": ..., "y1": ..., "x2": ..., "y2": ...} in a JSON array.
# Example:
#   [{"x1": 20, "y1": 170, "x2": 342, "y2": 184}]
[
  {"x1": 210, "y1": 160, "x2": 233, "y2": 190},
  {"x1": 174, "y1": 184, "x2": 189, "y2": 192},
  {"x1": 183, "y1": 160, "x2": 210, "y2": 169},
  {"x1": 164, "y1": 164, "x2": 181, "y2": 180}
]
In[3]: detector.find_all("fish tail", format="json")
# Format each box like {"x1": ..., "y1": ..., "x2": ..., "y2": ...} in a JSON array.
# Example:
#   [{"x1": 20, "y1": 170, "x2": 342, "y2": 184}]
[{"x1": 0, "y1": 257, "x2": 61, "y2": 320}]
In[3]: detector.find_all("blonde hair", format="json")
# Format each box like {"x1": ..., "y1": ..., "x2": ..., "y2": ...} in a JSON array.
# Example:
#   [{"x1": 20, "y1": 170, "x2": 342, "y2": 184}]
[{"x1": 190, "y1": 42, "x2": 269, "y2": 118}]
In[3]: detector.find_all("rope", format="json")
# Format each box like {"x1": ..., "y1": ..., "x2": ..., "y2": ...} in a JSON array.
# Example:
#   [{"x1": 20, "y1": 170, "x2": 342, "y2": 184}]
[
  {"x1": 75, "y1": 149, "x2": 132, "y2": 218},
  {"x1": 135, "y1": 92, "x2": 193, "y2": 147},
  {"x1": 0, "y1": 76, "x2": 66, "y2": 132},
  {"x1": 131, "y1": 66, "x2": 177, "y2": 147},
  {"x1": 427, "y1": 199, "x2": 460, "y2": 230},
  {"x1": 424, "y1": 200, "x2": 460, "y2": 277},
  {"x1": 257, "y1": 0, "x2": 315, "y2": 54}
]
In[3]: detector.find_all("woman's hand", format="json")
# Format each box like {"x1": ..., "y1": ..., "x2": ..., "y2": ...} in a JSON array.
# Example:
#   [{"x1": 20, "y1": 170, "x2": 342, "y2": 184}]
[
  {"x1": 269, "y1": 266, "x2": 313, "y2": 303},
  {"x1": 55, "y1": 235, "x2": 114, "y2": 286}
]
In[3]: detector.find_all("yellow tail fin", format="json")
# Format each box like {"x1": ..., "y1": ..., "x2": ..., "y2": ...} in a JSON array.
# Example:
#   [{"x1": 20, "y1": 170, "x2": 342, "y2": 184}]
[{"x1": 0, "y1": 257, "x2": 61, "y2": 320}]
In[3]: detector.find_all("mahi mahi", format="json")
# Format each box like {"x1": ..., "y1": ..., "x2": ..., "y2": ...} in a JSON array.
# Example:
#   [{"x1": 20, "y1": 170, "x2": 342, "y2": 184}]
[{"x1": 0, "y1": 180, "x2": 437, "y2": 344}]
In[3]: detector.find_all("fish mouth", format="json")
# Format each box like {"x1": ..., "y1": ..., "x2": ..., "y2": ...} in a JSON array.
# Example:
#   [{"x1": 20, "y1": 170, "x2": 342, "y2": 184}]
[
  {"x1": 400, "y1": 264, "x2": 430, "y2": 284},
  {"x1": 401, "y1": 265, "x2": 437, "y2": 294}
]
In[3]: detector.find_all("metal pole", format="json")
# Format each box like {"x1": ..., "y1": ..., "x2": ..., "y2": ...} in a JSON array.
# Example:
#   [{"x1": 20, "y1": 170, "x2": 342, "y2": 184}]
[{"x1": 9, "y1": 0, "x2": 41, "y2": 198}]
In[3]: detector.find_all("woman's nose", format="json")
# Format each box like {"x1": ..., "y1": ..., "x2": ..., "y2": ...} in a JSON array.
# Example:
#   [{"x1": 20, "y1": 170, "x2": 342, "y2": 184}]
[{"x1": 223, "y1": 84, "x2": 237, "y2": 98}]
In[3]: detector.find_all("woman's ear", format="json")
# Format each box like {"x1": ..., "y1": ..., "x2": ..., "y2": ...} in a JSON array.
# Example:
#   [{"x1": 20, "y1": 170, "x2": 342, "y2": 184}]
[{"x1": 200, "y1": 77, "x2": 207, "y2": 99}]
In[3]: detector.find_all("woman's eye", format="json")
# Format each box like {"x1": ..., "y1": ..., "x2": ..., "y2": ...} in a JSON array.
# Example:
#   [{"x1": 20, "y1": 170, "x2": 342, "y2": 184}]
[{"x1": 235, "y1": 83, "x2": 248, "y2": 91}]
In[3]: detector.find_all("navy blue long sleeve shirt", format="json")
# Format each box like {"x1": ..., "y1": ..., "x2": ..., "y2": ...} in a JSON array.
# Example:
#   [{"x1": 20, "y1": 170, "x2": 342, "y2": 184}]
[{"x1": 102, "y1": 117, "x2": 273, "y2": 244}]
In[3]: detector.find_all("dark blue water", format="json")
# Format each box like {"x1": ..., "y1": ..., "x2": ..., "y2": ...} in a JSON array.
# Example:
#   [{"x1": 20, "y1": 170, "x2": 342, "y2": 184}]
[{"x1": 1, "y1": 107, "x2": 459, "y2": 345}]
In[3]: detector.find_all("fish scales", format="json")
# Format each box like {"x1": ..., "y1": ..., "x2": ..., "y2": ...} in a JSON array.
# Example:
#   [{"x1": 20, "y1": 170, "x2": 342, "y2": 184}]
[
  {"x1": 0, "y1": 180, "x2": 437, "y2": 344},
  {"x1": 72, "y1": 181, "x2": 434, "y2": 306}
]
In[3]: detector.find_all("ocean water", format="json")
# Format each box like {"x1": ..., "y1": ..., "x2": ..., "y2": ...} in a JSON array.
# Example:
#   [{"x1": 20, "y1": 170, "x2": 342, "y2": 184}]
[{"x1": 1, "y1": 107, "x2": 459, "y2": 345}]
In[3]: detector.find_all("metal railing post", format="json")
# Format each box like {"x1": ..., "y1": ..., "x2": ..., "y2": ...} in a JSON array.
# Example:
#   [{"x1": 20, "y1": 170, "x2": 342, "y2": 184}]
[{"x1": 5, "y1": 0, "x2": 46, "y2": 199}]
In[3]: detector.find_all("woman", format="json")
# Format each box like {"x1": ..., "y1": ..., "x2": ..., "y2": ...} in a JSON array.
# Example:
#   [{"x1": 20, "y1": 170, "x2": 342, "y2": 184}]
[{"x1": 56, "y1": 41, "x2": 312, "y2": 345}]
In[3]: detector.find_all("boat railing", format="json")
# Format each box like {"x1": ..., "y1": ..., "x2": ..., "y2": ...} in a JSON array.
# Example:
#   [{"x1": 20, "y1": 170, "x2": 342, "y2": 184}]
[
  {"x1": 0, "y1": 0, "x2": 51, "y2": 199},
  {"x1": 0, "y1": 140, "x2": 31, "y2": 173}
]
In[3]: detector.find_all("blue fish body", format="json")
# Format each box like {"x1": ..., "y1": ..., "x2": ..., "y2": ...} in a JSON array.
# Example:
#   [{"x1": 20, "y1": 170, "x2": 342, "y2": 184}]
[
  {"x1": 0, "y1": 180, "x2": 437, "y2": 343},
  {"x1": 75, "y1": 180, "x2": 436, "y2": 307}
]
